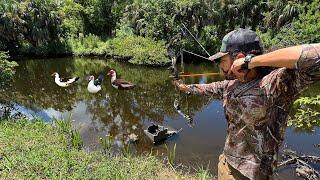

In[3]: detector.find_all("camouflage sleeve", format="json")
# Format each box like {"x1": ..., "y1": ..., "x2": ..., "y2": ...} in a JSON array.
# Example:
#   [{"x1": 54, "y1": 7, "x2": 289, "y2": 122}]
[
  {"x1": 295, "y1": 43, "x2": 320, "y2": 83},
  {"x1": 186, "y1": 80, "x2": 229, "y2": 100},
  {"x1": 262, "y1": 43, "x2": 320, "y2": 98}
]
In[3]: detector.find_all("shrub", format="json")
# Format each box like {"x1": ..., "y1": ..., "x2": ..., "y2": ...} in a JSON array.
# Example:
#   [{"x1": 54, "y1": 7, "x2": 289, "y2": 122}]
[
  {"x1": 0, "y1": 51, "x2": 18, "y2": 85},
  {"x1": 288, "y1": 95, "x2": 320, "y2": 130},
  {"x1": 110, "y1": 35, "x2": 169, "y2": 66},
  {"x1": 69, "y1": 34, "x2": 169, "y2": 66}
]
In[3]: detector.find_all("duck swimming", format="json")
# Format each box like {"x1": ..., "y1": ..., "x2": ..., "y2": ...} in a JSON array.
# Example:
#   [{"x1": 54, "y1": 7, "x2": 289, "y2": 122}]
[
  {"x1": 51, "y1": 72, "x2": 79, "y2": 87},
  {"x1": 107, "y1": 69, "x2": 135, "y2": 90},
  {"x1": 87, "y1": 75, "x2": 103, "y2": 93}
]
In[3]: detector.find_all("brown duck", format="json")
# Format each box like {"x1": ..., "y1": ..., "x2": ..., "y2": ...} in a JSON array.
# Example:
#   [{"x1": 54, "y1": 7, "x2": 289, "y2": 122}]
[{"x1": 107, "y1": 69, "x2": 135, "y2": 90}]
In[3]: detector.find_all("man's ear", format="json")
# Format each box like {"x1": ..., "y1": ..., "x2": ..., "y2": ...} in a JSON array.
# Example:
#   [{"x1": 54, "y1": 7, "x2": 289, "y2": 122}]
[{"x1": 235, "y1": 52, "x2": 245, "y2": 59}]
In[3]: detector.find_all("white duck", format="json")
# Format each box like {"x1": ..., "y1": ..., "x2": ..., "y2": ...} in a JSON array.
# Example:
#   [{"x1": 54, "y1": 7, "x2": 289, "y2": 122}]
[
  {"x1": 87, "y1": 75, "x2": 103, "y2": 93},
  {"x1": 51, "y1": 72, "x2": 79, "y2": 87}
]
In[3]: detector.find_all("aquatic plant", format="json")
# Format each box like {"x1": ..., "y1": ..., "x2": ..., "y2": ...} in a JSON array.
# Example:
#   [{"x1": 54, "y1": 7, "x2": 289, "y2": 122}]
[
  {"x1": 99, "y1": 135, "x2": 114, "y2": 155},
  {"x1": 0, "y1": 102, "x2": 24, "y2": 121},
  {"x1": 54, "y1": 117, "x2": 82, "y2": 149},
  {"x1": 0, "y1": 102, "x2": 15, "y2": 121},
  {"x1": 71, "y1": 129, "x2": 82, "y2": 150},
  {"x1": 165, "y1": 143, "x2": 176, "y2": 167},
  {"x1": 122, "y1": 144, "x2": 132, "y2": 158},
  {"x1": 55, "y1": 119, "x2": 72, "y2": 134},
  {"x1": 196, "y1": 166, "x2": 212, "y2": 180}
]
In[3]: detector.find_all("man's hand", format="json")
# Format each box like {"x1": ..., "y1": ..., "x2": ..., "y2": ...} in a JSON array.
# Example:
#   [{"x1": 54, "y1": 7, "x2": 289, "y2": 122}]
[
  {"x1": 228, "y1": 57, "x2": 248, "y2": 82},
  {"x1": 173, "y1": 79, "x2": 191, "y2": 94}
]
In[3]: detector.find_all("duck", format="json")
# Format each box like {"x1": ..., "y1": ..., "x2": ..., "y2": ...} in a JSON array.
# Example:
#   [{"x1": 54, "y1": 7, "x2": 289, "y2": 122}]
[
  {"x1": 107, "y1": 69, "x2": 135, "y2": 90},
  {"x1": 51, "y1": 72, "x2": 79, "y2": 87},
  {"x1": 87, "y1": 75, "x2": 103, "y2": 93}
]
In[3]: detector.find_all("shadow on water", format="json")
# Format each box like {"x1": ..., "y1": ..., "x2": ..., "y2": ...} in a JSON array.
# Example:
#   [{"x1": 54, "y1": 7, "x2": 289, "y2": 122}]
[{"x1": 0, "y1": 57, "x2": 319, "y2": 179}]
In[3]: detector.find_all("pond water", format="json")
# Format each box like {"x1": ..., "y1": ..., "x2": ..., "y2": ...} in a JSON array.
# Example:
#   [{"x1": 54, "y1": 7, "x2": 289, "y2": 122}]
[{"x1": 1, "y1": 57, "x2": 319, "y2": 179}]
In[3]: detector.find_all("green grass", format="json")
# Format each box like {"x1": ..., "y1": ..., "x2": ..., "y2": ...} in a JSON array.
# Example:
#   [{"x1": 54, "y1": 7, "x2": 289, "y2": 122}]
[{"x1": 0, "y1": 118, "x2": 211, "y2": 179}]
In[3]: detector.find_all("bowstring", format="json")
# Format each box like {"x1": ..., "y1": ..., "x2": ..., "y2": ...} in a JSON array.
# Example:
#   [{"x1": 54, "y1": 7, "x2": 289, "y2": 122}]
[{"x1": 172, "y1": 52, "x2": 195, "y2": 128}]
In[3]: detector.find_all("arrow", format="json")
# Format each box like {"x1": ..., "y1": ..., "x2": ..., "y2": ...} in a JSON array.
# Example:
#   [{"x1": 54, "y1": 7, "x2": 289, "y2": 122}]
[{"x1": 169, "y1": 72, "x2": 221, "y2": 78}]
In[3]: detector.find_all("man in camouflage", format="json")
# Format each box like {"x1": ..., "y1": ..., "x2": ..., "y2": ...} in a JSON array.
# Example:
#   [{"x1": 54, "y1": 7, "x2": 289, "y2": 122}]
[{"x1": 174, "y1": 28, "x2": 320, "y2": 179}]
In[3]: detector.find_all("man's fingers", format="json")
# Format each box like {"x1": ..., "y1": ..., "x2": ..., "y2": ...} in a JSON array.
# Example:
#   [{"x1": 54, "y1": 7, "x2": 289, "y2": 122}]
[
  {"x1": 228, "y1": 64, "x2": 234, "y2": 75},
  {"x1": 236, "y1": 71, "x2": 246, "y2": 81}
]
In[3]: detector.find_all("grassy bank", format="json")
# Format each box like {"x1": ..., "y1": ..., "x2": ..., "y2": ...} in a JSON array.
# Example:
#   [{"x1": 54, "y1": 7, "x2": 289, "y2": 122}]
[{"x1": 0, "y1": 118, "x2": 211, "y2": 179}]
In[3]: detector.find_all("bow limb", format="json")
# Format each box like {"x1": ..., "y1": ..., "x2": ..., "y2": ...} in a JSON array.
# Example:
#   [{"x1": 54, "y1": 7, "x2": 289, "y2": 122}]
[{"x1": 170, "y1": 56, "x2": 195, "y2": 128}]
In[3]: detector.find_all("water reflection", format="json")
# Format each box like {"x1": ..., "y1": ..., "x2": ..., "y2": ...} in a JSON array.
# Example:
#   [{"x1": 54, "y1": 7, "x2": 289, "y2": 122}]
[
  {"x1": 0, "y1": 57, "x2": 219, "y2": 145},
  {"x1": 1, "y1": 57, "x2": 319, "y2": 178}
]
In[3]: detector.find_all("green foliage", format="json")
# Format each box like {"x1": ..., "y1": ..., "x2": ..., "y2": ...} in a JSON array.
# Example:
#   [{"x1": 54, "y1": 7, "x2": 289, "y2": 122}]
[
  {"x1": 60, "y1": 0, "x2": 85, "y2": 37},
  {"x1": 110, "y1": 35, "x2": 169, "y2": 66},
  {"x1": 0, "y1": 0, "x2": 64, "y2": 54},
  {"x1": 0, "y1": 51, "x2": 18, "y2": 85},
  {"x1": 60, "y1": 0, "x2": 132, "y2": 38},
  {"x1": 288, "y1": 95, "x2": 320, "y2": 130},
  {"x1": 294, "y1": 95, "x2": 320, "y2": 106},
  {"x1": 259, "y1": 0, "x2": 320, "y2": 50},
  {"x1": 69, "y1": 34, "x2": 169, "y2": 66},
  {"x1": 262, "y1": 0, "x2": 305, "y2": 31},
  {"x1": 18, "y1": 40, "x2": 72, "y2": 57},
  {"x1": 1, "y1": 0, "x2": 320, "y2": 62},
  {"x1": 81, "y1": 0, "x2": 114, "y2": 37},
  {"x1": 68, "y1": 35, "x2": 111, "y2": 56},
  {"x1": 121, "y1": 0, "x2": 219, "y2": 54},
  {"x1": 120, "y1": 0, "x2": 308, "y2": 54}
]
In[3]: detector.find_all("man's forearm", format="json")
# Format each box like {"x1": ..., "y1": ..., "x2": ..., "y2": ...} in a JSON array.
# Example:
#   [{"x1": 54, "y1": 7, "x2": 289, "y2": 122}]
[
  {"x1": 174, "y1": 80, "x2": 228, "y2": 99},
  {"x1": 249, "y1": 45, "x2": 302, "y2": 69}
]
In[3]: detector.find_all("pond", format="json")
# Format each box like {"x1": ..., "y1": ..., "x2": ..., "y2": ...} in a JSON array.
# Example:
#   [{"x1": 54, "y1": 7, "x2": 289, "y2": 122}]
[{"x1": 1, "y1": 57, "x2": 319, "y2": 179}]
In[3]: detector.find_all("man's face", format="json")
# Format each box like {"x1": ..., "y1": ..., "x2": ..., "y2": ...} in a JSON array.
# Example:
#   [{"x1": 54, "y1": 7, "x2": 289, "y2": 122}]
[{"x1": 218, "y1": 55, "x2": 235, "y2": 80}]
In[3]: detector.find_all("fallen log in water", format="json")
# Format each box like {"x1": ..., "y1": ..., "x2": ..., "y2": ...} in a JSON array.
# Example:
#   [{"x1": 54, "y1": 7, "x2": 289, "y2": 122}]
[{"x1": 278, "y1": 149, "x2": 320, "y2": 180}]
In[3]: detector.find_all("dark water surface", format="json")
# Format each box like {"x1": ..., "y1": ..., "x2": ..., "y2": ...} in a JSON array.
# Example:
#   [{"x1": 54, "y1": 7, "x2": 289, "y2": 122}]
[{"x1": 1, "y1": 57, "x2": 319, "y2": 179}]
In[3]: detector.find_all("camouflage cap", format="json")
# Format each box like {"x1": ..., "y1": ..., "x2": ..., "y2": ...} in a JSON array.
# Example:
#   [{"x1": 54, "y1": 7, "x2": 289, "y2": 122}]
[{"x1": 209, "y1": 28, "x2": 263, "y2": 62}]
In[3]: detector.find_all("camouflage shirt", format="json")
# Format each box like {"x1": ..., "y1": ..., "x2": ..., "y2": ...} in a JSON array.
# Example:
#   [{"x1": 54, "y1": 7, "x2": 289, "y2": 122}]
[{"x1": 186, "y1": 44, "x2": 320, "y2": 179}]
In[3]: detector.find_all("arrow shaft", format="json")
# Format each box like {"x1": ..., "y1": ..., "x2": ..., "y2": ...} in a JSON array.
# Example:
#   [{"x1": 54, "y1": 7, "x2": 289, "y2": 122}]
[{"x1": 170, "y1": 72, "x2": 221, "y2": 77}]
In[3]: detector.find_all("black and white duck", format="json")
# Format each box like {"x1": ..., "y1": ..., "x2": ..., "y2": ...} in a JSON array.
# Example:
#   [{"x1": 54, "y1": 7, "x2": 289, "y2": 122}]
[
  {"x1": 87, "y1": 75, "x2": 103, "y2": 93},
  {"x1": 107, "y1": 69, "x2": 135, "y2": 90},
  {"x1": 51, "y1": 72, "x2": 79, "y2": 87}
]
